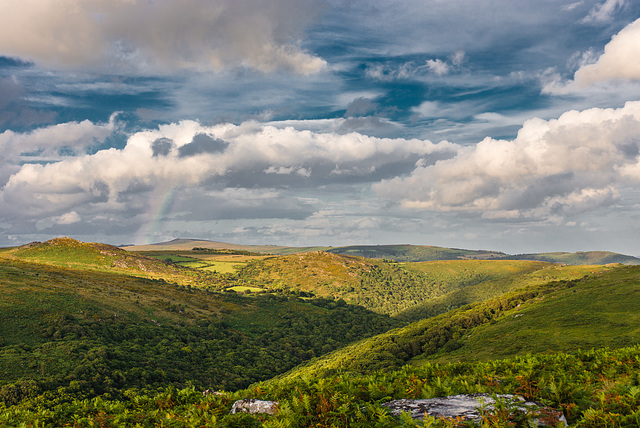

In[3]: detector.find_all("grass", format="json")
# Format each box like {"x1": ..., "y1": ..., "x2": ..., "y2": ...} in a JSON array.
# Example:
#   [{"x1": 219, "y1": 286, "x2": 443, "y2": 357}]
[
  {"x1": 138, "y1": 251, "x2": 269, "y2": 274},
  {"x1": 397, "y1": 261, "x2": 611, "y2": 321},
  {"x1": 425, "y1": 265, "x2": 640, "y2": 363},
  {"x1": 1, "y1": 238, "x2": 230, "y2": 289}
]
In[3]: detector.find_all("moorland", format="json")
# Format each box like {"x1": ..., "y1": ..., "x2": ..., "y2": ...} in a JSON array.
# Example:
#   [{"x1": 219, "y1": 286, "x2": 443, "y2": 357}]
[{"x1": 0, "y1": 237, "x2": 639, "y2": 427}]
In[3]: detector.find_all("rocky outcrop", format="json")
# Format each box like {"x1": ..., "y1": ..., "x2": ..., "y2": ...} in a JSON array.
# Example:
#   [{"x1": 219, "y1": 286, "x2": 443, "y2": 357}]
[
  {"x1": 230, "y1": 399, "x2": 279, "y2": 415},
  {"x1": 382, "y1": 394, "x2": 567, "y2": 427}
]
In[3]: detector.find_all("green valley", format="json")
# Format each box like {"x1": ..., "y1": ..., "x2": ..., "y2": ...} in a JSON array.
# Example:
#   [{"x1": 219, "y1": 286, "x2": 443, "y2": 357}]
[{"x1": 1, "y1": 237, "x2": 639, "y2": 427}]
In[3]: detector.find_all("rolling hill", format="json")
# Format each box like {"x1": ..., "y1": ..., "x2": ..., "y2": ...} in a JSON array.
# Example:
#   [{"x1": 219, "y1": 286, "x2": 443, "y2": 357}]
[
  {"x1": 2, "y1": 237, "x2": 640, "y2": 426},
  {"x1": 0, "y1": 254, "x2": 401, "y2": 403},
  {"x1": 124, "y1": 238, "x2": 640, "y2": 264},
  {"x1": 0, "y1": 237, "x2": 229, "y2": 288},
  {"x1": 235, "y1": 252, "x2": 609, "y2": 317},
  {"x1": 269, "y1": 265, "x2": 639, "y2": 383}
]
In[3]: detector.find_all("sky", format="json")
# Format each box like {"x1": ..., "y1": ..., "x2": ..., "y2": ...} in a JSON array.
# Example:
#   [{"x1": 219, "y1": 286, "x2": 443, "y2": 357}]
[{"x1": 1, "y1": 0, "x2": 640, "y2": 255}]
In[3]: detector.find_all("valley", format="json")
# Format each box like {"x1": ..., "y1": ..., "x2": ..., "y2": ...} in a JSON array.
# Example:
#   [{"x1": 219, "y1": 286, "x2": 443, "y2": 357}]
[{"x1": 0, "y1": 237, "x2": 638, "y2": 426}]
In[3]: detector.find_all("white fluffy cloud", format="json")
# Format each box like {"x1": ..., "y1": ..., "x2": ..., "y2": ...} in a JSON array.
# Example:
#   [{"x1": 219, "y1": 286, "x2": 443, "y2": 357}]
[
  {"x1": 0, "y1": 113, "x2": 118, "y2": 158},
  {"x1": 545, "y1": 17, "x2": 640, "y2": 93},
  {"x1": 0, "y1": 0, "x2": 326, "y2": 74},
  {"x1": 574, "y1": 17, "x2": 640, "y2": 86},
  {"x1": 0, "y1": 119, "x2": 455, "y2": 220},
  {"x1": 373, "y1": 101, "x2": 640, "y2": 220}
]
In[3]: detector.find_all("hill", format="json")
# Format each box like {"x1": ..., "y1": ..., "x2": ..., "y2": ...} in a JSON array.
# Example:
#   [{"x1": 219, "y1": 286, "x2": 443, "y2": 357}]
[
  {"x1": 122, "y1": 238, "x2": 328, "y2": 255},
  {"x1": 0, "y1": 255, "x2": 400, "y2": 405},
  {"x1": 0, "y1": 237, "x2": 231, "y2": 288},
  {"x1": 125, "y1": 239, "x2": 640, "y2": 265},
  {"x1": 327, "y1": 244, "x2": 505, "y2": 261},
  {"x1": 271, "y1": 264, "x2": 636, "y2": 382},
  {"x1": 236, "y1": 253, "x2": 608, "y2": 317},
  {"x1": 396, "y1": 261, "x2": 610, "y2": 321},
  {"x1": 3, "y1": 264, "x2": 637, "y2": 427},
  {"x1": 2, "y1": 238, "x2": 640, "y2": 426},
  {"x1": 505, "y1": 250, "x2": 640, "y2": 265}
]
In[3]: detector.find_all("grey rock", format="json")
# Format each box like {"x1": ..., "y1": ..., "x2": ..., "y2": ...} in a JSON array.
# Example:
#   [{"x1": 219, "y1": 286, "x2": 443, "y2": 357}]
[
  {"x1": 382, "y1": 393, "x2": 567, "y2": 427},
  {"x1": 230, "y1": 399, "x2": 279, "y2": 415}
]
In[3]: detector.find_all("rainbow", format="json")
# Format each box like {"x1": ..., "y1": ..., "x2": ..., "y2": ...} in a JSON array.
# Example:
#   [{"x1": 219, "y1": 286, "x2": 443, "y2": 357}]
[{"x1": 134, "y1": 186, "x2": 178, "y2": 244}]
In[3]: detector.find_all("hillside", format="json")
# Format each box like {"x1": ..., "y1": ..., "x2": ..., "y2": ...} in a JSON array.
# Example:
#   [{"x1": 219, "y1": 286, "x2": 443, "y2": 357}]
[
  {"x1": 0, "y1": 256, "x2": 400, "y2": 405},
  {"x1": 236, "y1": 253, "x2": 608, "y2": 316},
  {"x1": 1, "y1": 237, "x2": 230, "y2": 288},
  {"x1": 1, "y1": 238, "x2": 639, "y2": 426},
  {"x1": 272, "y1": 265, "x2": 637, "y2": 382},
  {"x1": 397, "y1": 261, "x2": 610, "y2": 321},
  {"x1": 3, "y1": 263, "x2": 636, "y2": 426}
]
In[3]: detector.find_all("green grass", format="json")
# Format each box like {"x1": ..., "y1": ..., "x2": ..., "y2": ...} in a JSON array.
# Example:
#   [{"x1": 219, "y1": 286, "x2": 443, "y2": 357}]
[
  {"x1": 397, "y1": 261, "x2": 611, "y2": 321},
  {"x1": 2, "y1": 238, "x2": 235, "y2": 289},
  {"x1": 227, "y1": 286, "x2": 265, "y2": 293},
  {"x1": 425, "y1": 265, "x2": 640, "y2": 363},
  {"x1": 200, "y1": 261, "x2": 248, "y2": 273}
]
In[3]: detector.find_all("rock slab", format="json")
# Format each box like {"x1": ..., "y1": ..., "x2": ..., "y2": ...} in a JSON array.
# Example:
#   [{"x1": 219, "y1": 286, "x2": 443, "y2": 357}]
[
  {"x1": 230, "y1": 399, "x2": 279, "y2": 415},
  {"x1": 382, "y1": 393, "x2": 567, "y2": 426}
]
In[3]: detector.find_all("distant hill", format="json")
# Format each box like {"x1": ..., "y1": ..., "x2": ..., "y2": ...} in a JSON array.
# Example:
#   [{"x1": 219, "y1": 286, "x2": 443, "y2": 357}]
[
  {"x1": 327, "y1": 244, "x2": 505, "y2": 261},
  {"x1": 125, "y1": 239, "x2": 640, "y2": 265},
  {"x1": 504, "y1": 250, "x2": 640, "y2": 265},
  {"x1": 122, "y1": 238, "x2": 328, "y2": 254},
  {"x1": 327, "y1": 244, "x2": 640, "y2": 265}
]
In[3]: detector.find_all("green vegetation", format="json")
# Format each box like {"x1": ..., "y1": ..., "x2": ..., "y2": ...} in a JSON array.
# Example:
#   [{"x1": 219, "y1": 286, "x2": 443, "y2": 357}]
[
  {"x1": 2, "y1": 238, "x2": 229, "y2": 288},
  {"x1": 2, "y1": 237, "x2": 639, "y2": 426},
  {"x1": 397, "y1": 261, "x2": 611, "y2": 321},
  {"x1": 3, "y1": 345, "x2": 640, "y2": 426},
  {"x1": 237, "y1": 254, "x2": 607, "y2": 316},
  {"x1": 0, "y1": 255, "x2": 400, "y2": 408},
  {"x1": 273, "y1": 266, "x2": 638, "y2": 382}
]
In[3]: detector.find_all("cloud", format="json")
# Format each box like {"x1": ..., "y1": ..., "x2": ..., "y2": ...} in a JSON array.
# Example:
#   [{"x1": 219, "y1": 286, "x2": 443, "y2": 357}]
[
  {"x1": 573, "y1": 17, "x2": 640, "y2": 85},
  {"x1": 425, "y1": 59, "x2": 450, "y2": 76},
  {"x1": 544, "y1": 17, "x2": 640, "y2": 93},
  {"x1": 0, "y1": 113, "x2": 119, "y2": 166},
  {"x1": 373, "y1": 101, "x2": 640, "y2": 220},
  {"x1": 178, "y1": 134, "x2": 229, "y2": 157},
  {"x1": 0, "y1": 77, "x2": 56, "y2": 127},
  {"x1": 0, "y1": 118, "x2": 456, "y2": 223},
  {"x1": 582, "y1": 0, "x2": 626, "y2": 23},
  {"x1": 0, "y1": 0, "x2": 326, "y2": 74},
  {"x1": 344, "y1": 97, "x2": 379, "y2": 117},
  {"x1": 365, "y1": 53, "x2": 462, "y2": 81},
  {"x1": 172, "y1": 188, "x2": 315, "y2": 221}
]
